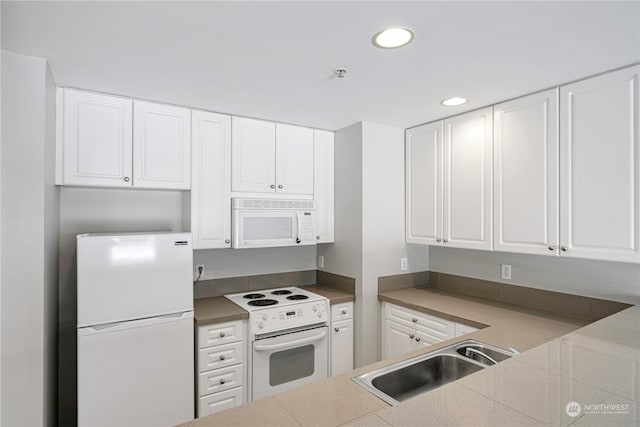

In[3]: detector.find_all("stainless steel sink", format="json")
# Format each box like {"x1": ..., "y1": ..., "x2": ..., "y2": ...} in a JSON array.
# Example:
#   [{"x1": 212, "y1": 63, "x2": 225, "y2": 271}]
[{"x1": 353, "y1": 340, "x2": 517, "y2": 405}]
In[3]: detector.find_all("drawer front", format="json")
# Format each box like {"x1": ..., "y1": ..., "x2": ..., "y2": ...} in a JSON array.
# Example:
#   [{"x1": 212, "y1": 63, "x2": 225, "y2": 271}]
[
  {"x1": 197, "y1": 386, "x2": 244, "y2": 418},
  {"x1": 198, "y1": 364, "x2": 244, "y2": 396},
  {"x1": 198, "y1": 320, "x2": 244, "y2": 349},
  {"x1": 331, "y1": 302, "x2": 353, "y2": 321},
  {"x1": 198, "y1": 341, "x2": 244, "y2": 373},
  {"x1": 385, "y1": 303, "x2": 453, "y2": 338},
  {"x1": 416, "y1": 329, "x2": 447, "y2": 346}
]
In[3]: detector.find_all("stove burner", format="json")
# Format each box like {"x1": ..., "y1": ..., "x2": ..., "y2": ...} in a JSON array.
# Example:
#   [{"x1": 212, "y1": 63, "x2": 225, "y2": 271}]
[
  {"x1": 286, "y1": 295, "x2": 309, "y2": 301},
  {"x1": 243, "y1": 293, "x2": 266, "y2": 300},
  {"x1": 247, "y1": 299, "x2": 278, "y2": 307},
  {"x1": 271, "y1": 290, "x2": 293, "y2": 295}
]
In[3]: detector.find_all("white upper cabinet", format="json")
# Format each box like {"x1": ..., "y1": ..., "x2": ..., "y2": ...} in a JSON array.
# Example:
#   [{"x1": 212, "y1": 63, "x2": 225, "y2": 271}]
[
  {"x1": 60, "y1": 88, "x2": 133, "y2": 187},
  {"x1": 405, "y1": 121, "x2": 443, "y2": 245},
  {"x1": 314, "y1": 130, "x2": 335, "y2": 243},
  {"x1": 231, "y1": 117, "x2": 314, "y2": 196},
  {"x1": 560, "y1": 65, "x2": 640, "y2": 263},
  {"x1": 189, "y1": 111, "x2": 232, "y2": 249},
  {"x1": 133, "y1": 100, "x2": 191, "y2": 189},
  {"x1": 231, "y1": 117, "x2": 276, "y2": 193},
  {"x1": 443, "y1": 107, "x2": 493, "y2": 251},
  {"x1": 275, "y1": 124, "x2": 314, "y2": 195},
  {"x1": 58, "y1": 89, "x2": 191, "y2": 190},
  {"x1": 405, "y1": 108, "x2": 492, "y2": 251},
  {"x1": 494, "y1": 89, "x2": 559, "y2": 255}
]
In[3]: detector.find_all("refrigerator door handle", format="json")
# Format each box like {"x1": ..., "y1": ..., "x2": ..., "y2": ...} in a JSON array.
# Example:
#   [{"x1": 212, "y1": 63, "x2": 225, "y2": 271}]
[{"x1": 80, "y1": 311, "x2": 194, "y2": 335}]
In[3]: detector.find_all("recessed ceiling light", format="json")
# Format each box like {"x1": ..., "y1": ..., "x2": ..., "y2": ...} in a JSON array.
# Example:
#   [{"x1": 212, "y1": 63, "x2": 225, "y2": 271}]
[
  {"x1": 372, "y1": 27, "x2": 415, "y2": 49},
  {"x1": 441, "y1": 97, "x2": 468, "y2": 106}
]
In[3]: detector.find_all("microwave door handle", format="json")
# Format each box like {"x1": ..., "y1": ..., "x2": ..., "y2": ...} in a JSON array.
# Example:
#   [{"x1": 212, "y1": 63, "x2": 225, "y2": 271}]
[
  {"x1": 295, "y1": 212, "x2": 301, "y2": 244},
  {"x1": 254, "y1": 330, "x2": 327, "y2": 352}
]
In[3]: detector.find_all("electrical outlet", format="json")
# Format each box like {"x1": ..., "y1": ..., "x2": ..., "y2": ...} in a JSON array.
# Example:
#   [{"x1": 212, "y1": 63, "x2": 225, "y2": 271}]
[
  {"x1": 401, "y1": 257, "x2": 408, "y2": 271},
  {"x1": 318, "y1": 256, "x2": 325, "y2": 269},
  {"x1": 501, "y1": 264, "x2": 512, "y2": 280},
  {"x1": 196, "y1": 264, "x2": 205, "y2": 277}
]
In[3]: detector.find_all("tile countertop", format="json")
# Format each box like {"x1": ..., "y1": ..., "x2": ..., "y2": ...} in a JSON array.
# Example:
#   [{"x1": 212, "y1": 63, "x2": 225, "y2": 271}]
[
  {"x1": 184, "y1": 287, "x2": 639, "y2": 427},
  {"x1": 194, "y1": 286, "x2": 354, "y2": 326}
]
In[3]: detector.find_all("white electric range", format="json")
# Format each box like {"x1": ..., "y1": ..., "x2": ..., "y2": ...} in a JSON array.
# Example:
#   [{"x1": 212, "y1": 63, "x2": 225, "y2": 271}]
[{"x1": 225, "y1": 286, "x2": 329, "y2": 401}]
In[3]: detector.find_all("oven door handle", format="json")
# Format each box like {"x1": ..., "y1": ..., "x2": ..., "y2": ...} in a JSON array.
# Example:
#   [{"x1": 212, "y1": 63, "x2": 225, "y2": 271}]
[{"x1": 254, "y1": 330, "x2": 327, "y2": 352}]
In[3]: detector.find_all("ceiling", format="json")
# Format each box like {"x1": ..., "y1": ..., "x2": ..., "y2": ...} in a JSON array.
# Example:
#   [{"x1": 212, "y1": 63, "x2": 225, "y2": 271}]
[{"x1": 2, "y1": 1, "x2": 639, "y2": 131}]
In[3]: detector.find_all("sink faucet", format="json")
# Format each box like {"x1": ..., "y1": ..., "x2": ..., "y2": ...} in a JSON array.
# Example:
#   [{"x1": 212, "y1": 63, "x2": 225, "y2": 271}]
[{"x1": 465, "y1": 348, "x2": 498, "y2": 365}]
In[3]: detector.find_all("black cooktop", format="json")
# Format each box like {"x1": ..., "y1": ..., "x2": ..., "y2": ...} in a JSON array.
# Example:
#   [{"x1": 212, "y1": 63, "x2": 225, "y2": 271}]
[{"x1": 247, "y1": 299, "x2": 278, "y2": 307}]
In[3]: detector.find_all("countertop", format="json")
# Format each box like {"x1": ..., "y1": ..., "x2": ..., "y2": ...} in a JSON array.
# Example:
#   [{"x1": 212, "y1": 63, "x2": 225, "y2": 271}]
[
  {"x1": 184, "y1": 287, "x2": 639, "y2": 426},
  {"x1": 194, "y1": 286, "x2": 354, "y2": 326}
]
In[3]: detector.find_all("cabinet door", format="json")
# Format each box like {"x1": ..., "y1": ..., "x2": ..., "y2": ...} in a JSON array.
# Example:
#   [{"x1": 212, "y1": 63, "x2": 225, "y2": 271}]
[
  {"x1": 494, "y1": 89, "x2": 559, "y2": 255},
  {"x1": 232, "y1": 117, "x2": 276, "y2": 193},
  {"x1": 62, "y1": 88, "x2": 133, "y2": 187},
  {"x1": 133, "y1": 100, "x2": 191, "y2": 189},
  {"x1": 330, "y1": 319, "x2": 353, "y2": 376},
  {"x1": 276, "y1": 123, "x2": 314, "y2": 195},
  {"x1": 560, "y1": 65, "x2": 640, "y2": 263},
  {"x1": 443, "y1": 107, "x2": 493, "y2": 250},
  {"x1": 405, "y1": 121, "x2": 443, "y2": 245},
  {"x1": 314, "y1": 130, "x2": 335, "y2": 243},
  {"x1": 190, "y1": 111, "x2": 232, "y2": 249},
  {"x1": 383, "y1": 319, "x2": 416, "y2": 360}
]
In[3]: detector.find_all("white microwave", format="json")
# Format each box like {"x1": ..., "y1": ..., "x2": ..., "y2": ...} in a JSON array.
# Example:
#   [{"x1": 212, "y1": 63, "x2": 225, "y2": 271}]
[{"x1": 232, "y1": 198, "x2": 317, "y2": 249}]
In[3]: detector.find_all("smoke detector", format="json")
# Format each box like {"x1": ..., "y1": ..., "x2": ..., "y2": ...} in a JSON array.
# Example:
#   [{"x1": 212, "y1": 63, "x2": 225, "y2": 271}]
[{"x1": 334, "y1": 68, "x2": 348, "y2": 78}]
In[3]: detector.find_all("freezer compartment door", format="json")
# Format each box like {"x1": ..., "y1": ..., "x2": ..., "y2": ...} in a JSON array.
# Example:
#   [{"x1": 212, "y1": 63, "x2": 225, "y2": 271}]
[
  {"x1": 77, "y1": 232, "x2": 193, "y2": 326},
  {"x1": 77, "y1": 311, "x2": 194, "y2": 426}
]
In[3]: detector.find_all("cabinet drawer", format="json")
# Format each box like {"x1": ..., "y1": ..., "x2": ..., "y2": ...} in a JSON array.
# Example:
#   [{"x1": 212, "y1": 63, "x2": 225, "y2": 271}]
[
  {"x1": 385, "y1": 303, "x2": 453, "y2": 338},
  {"x1": 416, "y1": 329, "x2": 446, "y2": 346},
  {"x1": 198, "y1": 364, "x2": 244, "y2": 396},
  {"x1": 198, "y1": 341, "x2": 244, "y2": 373},
  {"x1": 198, "y1": 320, "x2": 244, "y2": 349},
  {"x1": 197, "y1": 386, "x2": 244, "y2": 418},
  {"x1": 331, "y1": 302, "x2": 353, "y2": 321}
]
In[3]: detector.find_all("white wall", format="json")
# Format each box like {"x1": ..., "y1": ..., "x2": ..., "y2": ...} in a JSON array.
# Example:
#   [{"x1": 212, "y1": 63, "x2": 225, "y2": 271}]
[
  {"x1": 317, "y1": 122, "x2": 363, "y2": 278},
  {"x1": 360, "y1": 122, "x2": 429, "y2": 365},
  {"x1": 319, "y1": 122, "x2": 430, "y2": 367},
  {"x1": 430, "y1": 247, "x2": 640, "y2": 303},
  {"x1": 1, "y1": 50, "x2": 59, "y2": 427}
]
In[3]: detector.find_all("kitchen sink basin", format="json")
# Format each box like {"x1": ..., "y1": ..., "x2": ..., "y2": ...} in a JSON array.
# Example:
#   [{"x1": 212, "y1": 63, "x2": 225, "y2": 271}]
[
  {"x1": 353, "y1": 340, "x2": 517, "y2": 405},
  {"x1": 370, "y1": 354, "x2": 483, "y2": 403}
]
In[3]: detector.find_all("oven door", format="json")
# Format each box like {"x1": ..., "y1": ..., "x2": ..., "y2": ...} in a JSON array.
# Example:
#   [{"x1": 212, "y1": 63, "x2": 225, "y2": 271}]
[{"x1": 252, "y1": 325, "x2": 328, "y2": 400}]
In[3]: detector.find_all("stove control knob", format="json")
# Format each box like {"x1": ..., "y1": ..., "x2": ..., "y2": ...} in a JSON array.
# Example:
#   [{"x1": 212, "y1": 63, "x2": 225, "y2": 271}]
[
  {"x1": 312, "y1": 305, "x2": 318, "y2": 312},
  {"x1": 261, "y1": 313, "x2": 268, "y2": 320},
  {"x1": 258, "y1": 322, "x2": 264, "y2": 329},
  {"x1": 317, "y1": 311, "x2": 323, "y2": 318}
]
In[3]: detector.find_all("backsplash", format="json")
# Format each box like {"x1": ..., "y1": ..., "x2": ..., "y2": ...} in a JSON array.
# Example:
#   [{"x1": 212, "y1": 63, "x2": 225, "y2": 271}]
[
  {"x1": 194, "y1": 269, "x2": 357, "y2": 299},
  {"x1": 193, "y1": 270, "x2": 315, "y2": 298},
  {"x1": 378, "y1": 271, "x2": 631, "y2": 322}
]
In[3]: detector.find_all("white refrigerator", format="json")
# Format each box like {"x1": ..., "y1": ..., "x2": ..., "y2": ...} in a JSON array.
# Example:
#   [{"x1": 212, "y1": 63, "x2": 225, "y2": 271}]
[{"x1": 76, "y1": 232, "x2": 194, "y2": 426}]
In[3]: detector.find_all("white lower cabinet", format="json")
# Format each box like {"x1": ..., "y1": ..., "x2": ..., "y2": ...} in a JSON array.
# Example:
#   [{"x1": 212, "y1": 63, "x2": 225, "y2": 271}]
[
  {"x1": 196, "y1": 320, "x2": 246, "y2": 418},
  {"x1": 382, "y1": 302, "x2": 479, "y2": 360},
  {"x1": 330, "y1": 302, "x2": 354, "y2": 375}
]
